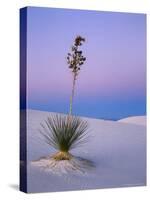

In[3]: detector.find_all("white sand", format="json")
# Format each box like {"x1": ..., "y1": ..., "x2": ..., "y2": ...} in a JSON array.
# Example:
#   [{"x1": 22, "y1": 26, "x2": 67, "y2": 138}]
[
  {"x1": 31, "y1": 155, "x2": 94, "y2": 175},
  {"x1": 23, "y1": 110, "x2": 146, "y2": 193},
  {"x1": 118, "y1": 116, "x2": 146, "y2": 126}
]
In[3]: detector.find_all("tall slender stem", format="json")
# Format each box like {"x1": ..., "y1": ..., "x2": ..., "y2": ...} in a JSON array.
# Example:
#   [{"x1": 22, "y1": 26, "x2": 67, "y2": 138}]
[
  {"x1": 67, "y1": 36, "x2": 86, "y2": 117},
  {"x1": 69, "y1": 73, "x2": 76, "y2": 116}
]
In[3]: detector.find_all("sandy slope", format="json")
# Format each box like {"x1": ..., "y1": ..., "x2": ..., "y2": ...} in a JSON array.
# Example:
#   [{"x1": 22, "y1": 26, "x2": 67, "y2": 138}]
[
  {"x1": 22, "y1": 110, "x2": 146, "y2": 193},
  {"x1": 118, "y1": 116, "x2": 146, "y2": 126}
]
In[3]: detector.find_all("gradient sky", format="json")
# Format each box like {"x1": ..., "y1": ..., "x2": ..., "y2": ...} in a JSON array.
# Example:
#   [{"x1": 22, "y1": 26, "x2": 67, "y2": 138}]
[{"x1": 25, "y1": 7, "x2": 146, "y2": 120}]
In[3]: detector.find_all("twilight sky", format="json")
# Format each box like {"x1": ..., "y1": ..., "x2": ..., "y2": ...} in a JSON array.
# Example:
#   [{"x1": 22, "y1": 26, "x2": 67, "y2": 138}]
[{"x1": 25, "y1": 7, "x2": 146, "y2": 120}]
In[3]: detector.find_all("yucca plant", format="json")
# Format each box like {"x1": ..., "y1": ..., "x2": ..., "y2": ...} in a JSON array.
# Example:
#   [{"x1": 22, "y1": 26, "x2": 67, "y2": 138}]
[
  {"x1": 40, "y1": 114, "x2": 89, "y2": 160},
  {"x1": 40, "y1": 36, "x2": 88, "y2": 161}
]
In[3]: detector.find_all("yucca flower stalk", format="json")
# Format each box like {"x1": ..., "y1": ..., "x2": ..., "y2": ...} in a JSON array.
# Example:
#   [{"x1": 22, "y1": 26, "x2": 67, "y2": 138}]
[{"x1": 67, "y1": 36, "x2": 86, "y2": 115}]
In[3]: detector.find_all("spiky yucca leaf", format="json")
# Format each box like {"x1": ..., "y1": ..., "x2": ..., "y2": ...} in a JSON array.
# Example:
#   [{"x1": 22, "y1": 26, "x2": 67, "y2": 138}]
[{"x1": 40, "y1": 114, "x2": 89, "y2": 152}]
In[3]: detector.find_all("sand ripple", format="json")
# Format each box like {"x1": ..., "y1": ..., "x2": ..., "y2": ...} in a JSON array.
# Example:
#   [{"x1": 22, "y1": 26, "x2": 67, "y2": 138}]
[{"x1": 31, "y1": 155, "x2": 95, "y2": 175}]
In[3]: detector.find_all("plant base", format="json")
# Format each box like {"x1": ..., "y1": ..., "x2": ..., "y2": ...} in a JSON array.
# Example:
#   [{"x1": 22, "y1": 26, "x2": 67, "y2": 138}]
[{"x1": 52, "y1": 151, "x2": 73, "y2": 161}]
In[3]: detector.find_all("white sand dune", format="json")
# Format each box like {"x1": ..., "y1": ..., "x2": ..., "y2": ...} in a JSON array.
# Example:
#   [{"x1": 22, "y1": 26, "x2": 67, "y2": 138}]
[
  {"x1": 31, "y1": 155, "x2": 94, "y2": 175},
  {"x1": 118, "y1": 116, "x2": 146, "y2": 126},
  {"x1": 22, "y1": 109, "x2": 146, "y2": 193}
]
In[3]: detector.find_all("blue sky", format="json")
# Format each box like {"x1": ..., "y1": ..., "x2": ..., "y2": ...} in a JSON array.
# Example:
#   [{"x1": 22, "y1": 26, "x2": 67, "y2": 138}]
[{"x1": 22, "y1": 7, "x2": 146, "y2": 120}]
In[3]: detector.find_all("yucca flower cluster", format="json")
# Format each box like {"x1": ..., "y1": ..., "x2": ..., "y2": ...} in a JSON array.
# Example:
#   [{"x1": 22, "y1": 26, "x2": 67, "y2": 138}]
[{"x1": 67, "y1": 36, "x2": 86, "y2": 79}]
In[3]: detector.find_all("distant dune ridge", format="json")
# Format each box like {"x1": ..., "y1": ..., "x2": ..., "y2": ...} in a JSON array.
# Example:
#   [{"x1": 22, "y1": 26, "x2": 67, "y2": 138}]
[
  {"x1": 118, "y1": 116, "x2": 146, "y2": 126},
  {"x1": 23, "y1": 109, "x2": 146, "y2": 193}
]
